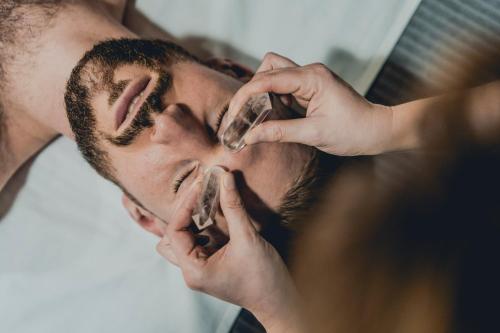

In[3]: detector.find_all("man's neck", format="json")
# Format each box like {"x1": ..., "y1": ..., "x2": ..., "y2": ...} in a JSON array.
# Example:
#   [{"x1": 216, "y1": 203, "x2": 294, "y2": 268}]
[
  {"x1": 0, "y1": 107, "x2": 56, "y2": 190},
  {"x1": 0, "y1": 1, "x2": 134, "y2": 191}
]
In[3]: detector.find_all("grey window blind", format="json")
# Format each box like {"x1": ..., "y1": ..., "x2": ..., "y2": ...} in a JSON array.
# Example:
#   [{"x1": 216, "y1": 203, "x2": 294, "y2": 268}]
[{"x1": 366, "y1": 0, "x2": 500, "y2": 105}]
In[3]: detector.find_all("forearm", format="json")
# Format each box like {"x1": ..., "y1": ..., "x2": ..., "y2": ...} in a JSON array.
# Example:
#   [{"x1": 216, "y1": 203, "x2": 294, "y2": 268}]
[
  {"x1": 251, "y1": 289, "x2": 304, "y2": 333},
  {"x1": 382, "y1": 80, "x2": 500, "y2": 152}
]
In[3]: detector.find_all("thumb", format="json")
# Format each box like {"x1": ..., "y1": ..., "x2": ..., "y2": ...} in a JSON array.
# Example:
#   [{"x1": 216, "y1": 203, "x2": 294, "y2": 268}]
[
  {"x1": 219, "y1": 172, "x2": 257, "y2": 242},
  {"x1": 244, "y1": 118, "x2": 318, "y2": 146}
]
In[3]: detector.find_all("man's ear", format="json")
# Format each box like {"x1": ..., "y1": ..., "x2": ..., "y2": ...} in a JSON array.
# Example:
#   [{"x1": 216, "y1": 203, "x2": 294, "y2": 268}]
[
  {"x1": 121, "y1": 194, "x2": 166, "y2": 237},
  {"x1": 205, "y1": 57, "x2": 254, "y2": 82}
]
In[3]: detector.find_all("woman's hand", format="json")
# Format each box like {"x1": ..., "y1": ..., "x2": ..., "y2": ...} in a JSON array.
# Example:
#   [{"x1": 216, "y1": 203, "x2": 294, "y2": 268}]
[
  {"x1": 228, "y1": 52, "x2": 394, "y2": 156},
  {"x1": 156, "y1": 171, "x2": 302, "y2": 333}
]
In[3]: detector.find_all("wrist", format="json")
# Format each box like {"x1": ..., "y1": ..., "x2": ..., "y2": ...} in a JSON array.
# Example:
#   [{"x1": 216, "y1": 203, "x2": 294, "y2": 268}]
[
  {"x1": 254, "y1": 310, "x2": 302, "y2": 333},
  {"x1": 250, "y1": 290, "x2": 303, "y2": 333},
  {"x1": 366, "y1": 103, "x2": 395, "y2": 155}
]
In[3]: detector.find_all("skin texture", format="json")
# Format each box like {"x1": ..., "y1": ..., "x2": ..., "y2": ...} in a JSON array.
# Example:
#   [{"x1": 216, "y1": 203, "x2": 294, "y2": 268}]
[
  {"x1": 77, "y1": 56, "x2": 312, "y2": 238},
  {"x1": 236, "y1": 53, "x2": 500, "y2": 158},
  {"x1": 1, "y1": 4, "x2": 310, "y2": 329},
  {"x1": 0, "y1": 0, "x2": 210, "y2": 191},
  {"x1": 156, "y1": 53, "x2": 500, "y2": 332},
  {"x1": 231, "y1": 52, "x2": 393, "y2": 156},
  {"x1": 5, "y1": 5, "x2": 500, "y2": 331},
  {"x1": 158, "y1": 170, "x2": 304, "y2": 333},
  {"x1": 0, "y1": 0, "x2": 133, "y2": 190}
]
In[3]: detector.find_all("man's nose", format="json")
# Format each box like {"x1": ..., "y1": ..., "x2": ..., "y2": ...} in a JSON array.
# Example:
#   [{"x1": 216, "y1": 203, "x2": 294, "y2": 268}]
[{"x1": 150, "y1": 104, "x2": 207, "y2": 145}]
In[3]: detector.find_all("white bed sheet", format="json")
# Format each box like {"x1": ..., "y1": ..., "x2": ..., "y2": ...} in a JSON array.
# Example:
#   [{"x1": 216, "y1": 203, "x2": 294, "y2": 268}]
[
  {"x1": 137, "y1": 0, "x2": 420, "y2": 94},
  {"x1": 0, "y1": 1, "x2": 419, "y2": 332}
]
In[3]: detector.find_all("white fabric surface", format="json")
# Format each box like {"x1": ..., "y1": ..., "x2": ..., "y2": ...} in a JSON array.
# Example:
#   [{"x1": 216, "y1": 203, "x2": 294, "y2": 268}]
[
  {"x1": 137, "y1": 0, "x2": 420, "y2": 94},
  {"x1": 0, "y1": 139, "x2": 239, "y2": 333},
  {"x1": 0, "y1": 1, "x2": 419, "y2": 332}
]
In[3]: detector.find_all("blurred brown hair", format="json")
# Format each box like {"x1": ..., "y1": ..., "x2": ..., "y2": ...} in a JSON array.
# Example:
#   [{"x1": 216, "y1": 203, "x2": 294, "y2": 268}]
[{"x1": 292, "y1": 50, "x2": 500, "y2": 333}]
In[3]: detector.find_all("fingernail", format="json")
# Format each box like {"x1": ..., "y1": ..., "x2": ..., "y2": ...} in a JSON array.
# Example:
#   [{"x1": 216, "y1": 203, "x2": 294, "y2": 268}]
[
  {"x1": 280, "y1": 95, "x2": 291, "y2": 106},
  {"x1": 223, "y1": 172, "x2": 236, "y2": 190},
  {"x1": 195, "y1": 235, "x2": 210, "y2": 246}
]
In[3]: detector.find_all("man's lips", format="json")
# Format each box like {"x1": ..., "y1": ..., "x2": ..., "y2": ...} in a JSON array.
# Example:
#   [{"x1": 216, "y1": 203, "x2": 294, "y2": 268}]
[{"x1": 114, "y1": 76, "x2": 151, "y2": 129}]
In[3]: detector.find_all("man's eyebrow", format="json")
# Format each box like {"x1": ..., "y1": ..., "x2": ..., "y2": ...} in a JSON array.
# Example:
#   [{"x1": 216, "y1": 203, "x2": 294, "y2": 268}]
[{"x1": 108, "y1": 80, "x2": 130, "y2": 106}]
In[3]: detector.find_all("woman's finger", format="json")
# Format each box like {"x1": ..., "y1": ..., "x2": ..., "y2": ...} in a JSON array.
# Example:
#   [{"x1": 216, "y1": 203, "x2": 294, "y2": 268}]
[
  {"x1": 169, "y1": 181, "x2": 202, "y2": 230},
  {"x1": 228, "y1": 67, "x2": 312, "y2": 120},
  {"x1": 256, "y1": 53, "x2": 298, "y2": 108},
  {"x1": 219, "y1": 171, "x2": 257, "y2": 243},
  {"x1": 256, "y1": 52, "x2": 299, "y2": 73},
  {"x1": 166, "y1": 182, "x2": 209, "y2": 269},
  {"x1": 244, "y1": 117, "x2": 320, "y2": 146}
]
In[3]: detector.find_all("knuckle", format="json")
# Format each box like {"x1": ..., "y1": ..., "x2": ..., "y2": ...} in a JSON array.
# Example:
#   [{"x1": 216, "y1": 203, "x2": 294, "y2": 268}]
[
  {"x1": 185, "y1": 276, "x2": 201, "y2": 290},
  {"x1": 269, "y1": 125, "x2": 285, "y2": 142},
  {"x1": 263, "y1": 51, "x2": 278, "y2": 61},
  {"x1": 156, "y1": 239, "x2": 170, "y2": 254},
  {"x1": 184, "y1": 270, "x2": 202, "y2": 290},
  {"x1": 310, "y1": 63, "x2": 329, "y2": 76}
]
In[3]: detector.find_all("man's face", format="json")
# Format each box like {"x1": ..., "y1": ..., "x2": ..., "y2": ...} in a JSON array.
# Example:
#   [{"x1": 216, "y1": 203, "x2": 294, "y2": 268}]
[{"x1": 72, "y1": 42, "x2": 311, "y2": 237}]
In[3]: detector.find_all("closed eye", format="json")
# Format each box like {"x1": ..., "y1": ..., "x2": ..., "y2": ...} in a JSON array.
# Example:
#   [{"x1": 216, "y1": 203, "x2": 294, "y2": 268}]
[
  {"x1": 173, "y1": 166, "x2": 196, "y2": 193},
  {"x1": 214, "y1": 104, "x2": 229, "y2": 138}
]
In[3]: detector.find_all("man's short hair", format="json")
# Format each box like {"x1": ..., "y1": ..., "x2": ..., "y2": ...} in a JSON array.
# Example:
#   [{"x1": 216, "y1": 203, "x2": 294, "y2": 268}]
[{"x1": 64, "y1": 38, "x2": 199, "y2": 184}]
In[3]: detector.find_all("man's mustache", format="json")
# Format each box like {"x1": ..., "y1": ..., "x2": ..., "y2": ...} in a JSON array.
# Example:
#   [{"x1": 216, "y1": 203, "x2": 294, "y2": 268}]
[{"x1": 108, "y1": 71, "x2": 171, "y2": 146}]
